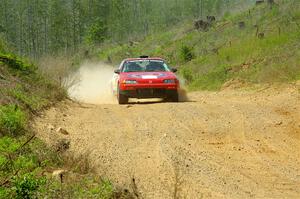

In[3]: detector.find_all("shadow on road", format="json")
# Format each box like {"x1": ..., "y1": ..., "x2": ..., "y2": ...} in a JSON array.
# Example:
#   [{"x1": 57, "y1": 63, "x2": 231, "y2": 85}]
[{"x1": 126, "y1": 98, "x2": 196, "y2": 105}]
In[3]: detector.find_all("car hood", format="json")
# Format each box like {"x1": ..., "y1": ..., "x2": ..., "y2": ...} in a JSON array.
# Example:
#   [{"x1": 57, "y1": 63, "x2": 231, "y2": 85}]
[{"x1": 120, "y1": 72, "x2": 177, "y2": 80}]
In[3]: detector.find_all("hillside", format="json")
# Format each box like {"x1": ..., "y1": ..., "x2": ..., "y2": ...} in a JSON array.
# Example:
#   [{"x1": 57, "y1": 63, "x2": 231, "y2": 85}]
[
  {"x1": 98, "y1": 0, "x2": 300, "y2": 90},
  {"x1": 0, "y1": 49, "x2": 120, "y2": 198}
]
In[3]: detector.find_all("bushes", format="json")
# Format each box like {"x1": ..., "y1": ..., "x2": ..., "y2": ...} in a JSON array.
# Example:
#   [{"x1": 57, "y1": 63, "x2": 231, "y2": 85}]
[
  {"x1": 1, "y1": 54, "x2": 67, "y2": 113},
  {"x1": 0, "y1": 37, "x2": 9, "y2": 53},
  {"x1": 0, "y1": 136, "x2": 62, "y2": 199},
  {"x1": 180, "y1": 45, "x2": 194, "y2": 62},
  {"x1": 95, "y1": 0, "x2": 300, "y2": 91},
  {"x1": 190, "y1": 67, "x2": 229, "y2": 90},
  {"x1": 0, "y1": 105, "x2": 27, "y2": 136},
  {"x1": 12, "y1": 174, "x2": 45, "y2": 199},
  {"x1": 9, "y1": 87, "x2": 47, "y2": 112},
  {"x1": 0, "y1": 53, "x2": 36, "y2": 73},
  {"x1": 180, "y1": 67, "x2": 194, "y2": 83},
  {"x1": 85, "y1": 19, "x2": 108, "y2": 45}
]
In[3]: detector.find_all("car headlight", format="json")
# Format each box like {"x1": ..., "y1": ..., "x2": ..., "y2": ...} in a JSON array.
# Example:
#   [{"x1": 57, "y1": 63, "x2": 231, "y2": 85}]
[
  {"x1": 123, "y1": 80, "x2": 137, "y2": 84},
  {"x1": 163, "y1": 79, "x2": 176, "y2": 84}
]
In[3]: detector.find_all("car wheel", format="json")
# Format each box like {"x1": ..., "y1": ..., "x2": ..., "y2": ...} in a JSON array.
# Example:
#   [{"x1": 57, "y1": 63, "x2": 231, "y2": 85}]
[
  {"x1": 117, "y1": 87, "x2": 128, "y2": 104},
  {"x1": 167, "y1": 91, "x2": 179, "y2": 102}
]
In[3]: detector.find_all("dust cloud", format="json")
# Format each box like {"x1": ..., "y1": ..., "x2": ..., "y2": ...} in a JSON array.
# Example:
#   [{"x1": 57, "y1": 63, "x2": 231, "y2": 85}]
[{"x1": 68, "y1": 62, "x2": 117, "y2": 104}]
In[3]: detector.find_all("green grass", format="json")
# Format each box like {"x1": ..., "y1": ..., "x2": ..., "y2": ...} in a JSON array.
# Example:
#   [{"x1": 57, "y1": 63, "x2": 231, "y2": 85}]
[
  {"x1": 0, "y1": 53, "x2": 36, "y2": 73},
  {"x1": 40, "y1": 178, "x2": 115, "y2": 199},
  {"x1": 97, "y1": 1, "x2": 300, "y2": 90},
  {"x1": 0, "y1": 50, "x2": 119, "y2": 199},
  {"x1": 0, "y1": 135, "x2": 60, "y2": 198},
  {"x1": 0, "y1": 105, "x2": 26, "y2": 136},
  {"x1": 8, "y1": 87, "x2": 47, "y2": 112},
  {"x1": 0, "y1": 132, "x2": 116, "y2": 198}
]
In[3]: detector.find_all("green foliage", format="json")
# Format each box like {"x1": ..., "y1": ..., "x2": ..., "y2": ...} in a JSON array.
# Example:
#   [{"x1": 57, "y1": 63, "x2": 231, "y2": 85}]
[
  {"x1": 12, "y1": 173, "x2": 45, "y2": 199},
  {"x1": 9, "y1": 87, "x2": 47, "y2": 112},
  {"x1": 180, "y1": 67, "x2": 194, "y2": 83},
  {"x1": 0, "y1": 37, "x2": 9, "y2": 53},
  {"x1": 75, "y1": 178, "x2": 114, "y2": 198},
  {"x1": 38, "y1": 177, "x2": 115, "y2": 198},
  {"x1": 97, "y1": 0, "x2": 300, "y2": 90},
  {"x1": 0, "y1": 0, "x2": 253, "y2": 57},
  {"x1": 0, "y1": 155, "x2": 6, "y2": 168},
  {"x1": 191, "y1": 67, "x2": 229, "y2": 90},
  {"x1": 0, "y1": 53, "x2": 36, "y2": 73},
  {"x1": 180, "y1": 45, "x2": 194, "y2": 62},
  {"x1": 0, "y1": 105, "x2": 27, "y2": 136},
  {"x1": 0, "y1": 52, "x2": 66, "y2": 114},
  {"x1": 0, "y1": 136, "x2": 20, "y2": 153},
  {"x1": 98, "y1": 179, "x2": 114, "y2": 198},
  {"x1": 0, "y1": 137, "x2": 20, "y2": 171},
  {"x1": 0, "y1": 135, "x2": 64, "y2": 198},
  {"x1": 0, "y1": 187, "x2": 10, "y2": 199},
  {"x1": 85, "y1": 20, "x2": 108, "y2": 45}
]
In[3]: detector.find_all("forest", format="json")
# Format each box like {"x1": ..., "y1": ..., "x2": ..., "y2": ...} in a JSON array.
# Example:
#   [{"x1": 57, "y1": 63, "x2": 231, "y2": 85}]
[{"x1": 0, "y1": 0, "x2": 253, "y2": 58}]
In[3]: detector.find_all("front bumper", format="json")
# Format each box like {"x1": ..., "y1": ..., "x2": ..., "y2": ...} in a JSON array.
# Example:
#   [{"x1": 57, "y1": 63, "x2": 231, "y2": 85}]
[{"x1": 119, "y1": 83, "x2": 178, "y2": 98}]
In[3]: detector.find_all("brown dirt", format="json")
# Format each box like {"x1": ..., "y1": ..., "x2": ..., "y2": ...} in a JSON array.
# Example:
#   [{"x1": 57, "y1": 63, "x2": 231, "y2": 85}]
[{"x1": 33, "y1": 84, "x2": 300, "y2": 198}]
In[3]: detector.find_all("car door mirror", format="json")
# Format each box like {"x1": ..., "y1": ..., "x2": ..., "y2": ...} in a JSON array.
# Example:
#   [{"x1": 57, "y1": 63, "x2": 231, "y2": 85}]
[
  {"x1": 171, "y1": 68, "x2": 177, "y2": 73},
  {"x1": 114, "y1": 69, "x2": 121, "y2": 74}
]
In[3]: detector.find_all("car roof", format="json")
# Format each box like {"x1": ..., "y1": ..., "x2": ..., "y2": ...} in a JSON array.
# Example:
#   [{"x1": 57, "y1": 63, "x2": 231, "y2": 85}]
[{"x1": 123, "y1": 57, "x2": 165, "y2": 62}]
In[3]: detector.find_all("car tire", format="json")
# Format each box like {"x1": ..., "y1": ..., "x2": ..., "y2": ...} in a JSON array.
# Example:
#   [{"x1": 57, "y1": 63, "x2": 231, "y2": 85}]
[
  {"x1": 167, "y1": 91, "x2": 179, "y2": 102},
  {"x1": 117, "y1": 87, "x2": 128, "y2": 104}
]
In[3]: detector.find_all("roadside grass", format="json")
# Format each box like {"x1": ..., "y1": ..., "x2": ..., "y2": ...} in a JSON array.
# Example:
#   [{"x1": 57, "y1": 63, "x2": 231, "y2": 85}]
[
  {"x1": 0, "y1": 133, "x2": 118, "y2": 198},
  {"x1": 0, "y1": 105, "x2": 26, "y2": 137},
  {"x1": 97, "y1": 1, "x2": 300, "y2": 91},
  {"x1": 0, "y1": 52, "x2": 63, "y2": 196},
  {"x1": 0, "y1": 135, "x2": 61, "y2": 198},
  {"x1": 0, "y1": 51, "x2": 131, "y2": 198},
  {"x1": 37, "y1": 55, "x2": 79, "y2": 89},
  {"x1": 39, "y1": 176, "x2": 115, "y2": 199}
]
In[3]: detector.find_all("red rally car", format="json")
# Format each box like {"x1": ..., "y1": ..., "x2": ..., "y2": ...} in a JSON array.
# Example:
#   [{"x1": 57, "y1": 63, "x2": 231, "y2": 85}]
[{"x1": 112, "y1": 56, "x2": 180, "y2": 104}]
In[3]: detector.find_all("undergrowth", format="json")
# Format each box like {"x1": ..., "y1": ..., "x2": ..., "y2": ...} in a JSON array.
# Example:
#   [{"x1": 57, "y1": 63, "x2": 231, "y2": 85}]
[{"x1": 0, "y1": 50, "x2": 118, "y2": 198}]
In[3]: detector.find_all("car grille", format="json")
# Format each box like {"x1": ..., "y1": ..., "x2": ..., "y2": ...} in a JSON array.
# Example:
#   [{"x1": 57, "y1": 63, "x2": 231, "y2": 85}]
[{"x1": 137, "y1": 88, "x2": 165, "y2": 96}]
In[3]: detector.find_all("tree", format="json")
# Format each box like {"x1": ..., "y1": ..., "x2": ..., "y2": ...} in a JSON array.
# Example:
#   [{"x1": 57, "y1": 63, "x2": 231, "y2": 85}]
[
  {"x1": 0, "y1": 0, "x2": 253, "y2": 57},
  {"x1": 85, "y1": 19, "x2": 107, "y2": 44}
]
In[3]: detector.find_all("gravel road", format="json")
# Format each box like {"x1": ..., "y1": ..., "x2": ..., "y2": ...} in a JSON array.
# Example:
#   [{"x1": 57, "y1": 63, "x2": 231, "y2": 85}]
[{"x1": 34, "y1": 84, "x2": 300, "y2": 198}]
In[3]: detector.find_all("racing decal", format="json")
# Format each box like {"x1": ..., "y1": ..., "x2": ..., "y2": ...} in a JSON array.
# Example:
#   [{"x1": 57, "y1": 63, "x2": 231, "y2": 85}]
[
  {"x1": 127, "y1": 73, "x2": 167, "y2": 78},
  {"x1": 142, "y1": 75, "x2": 158, "y2": 79},
  {"x1": 127, "y1": 60, "x2": 164, "y2": 63}
]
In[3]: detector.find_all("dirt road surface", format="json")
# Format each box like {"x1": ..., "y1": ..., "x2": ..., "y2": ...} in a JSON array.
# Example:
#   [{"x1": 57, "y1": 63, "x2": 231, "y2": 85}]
[{"x1": 34, "y1": 84, "x2": 300, "y2": 198}]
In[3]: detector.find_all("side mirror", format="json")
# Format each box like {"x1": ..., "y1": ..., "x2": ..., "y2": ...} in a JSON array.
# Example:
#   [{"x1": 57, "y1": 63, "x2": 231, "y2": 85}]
[
  {"x1": 114, "y1": 69, "x2": 121, "y2": 74},
  {"x1": 171, "y1": 68, "x2": 178, "y2": 73}
]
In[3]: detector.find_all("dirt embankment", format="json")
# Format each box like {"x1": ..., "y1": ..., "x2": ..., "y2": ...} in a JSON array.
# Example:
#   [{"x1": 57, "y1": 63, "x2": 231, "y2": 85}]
[{"x1": 34, "y1": 82, "x2": 300, "y2": 198}]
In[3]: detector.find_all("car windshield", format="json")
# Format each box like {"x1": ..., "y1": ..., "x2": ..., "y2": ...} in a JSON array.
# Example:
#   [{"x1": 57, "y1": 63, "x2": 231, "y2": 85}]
[{"x1": 122, "y1": 60, "x2": 171, "y2": 72}]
